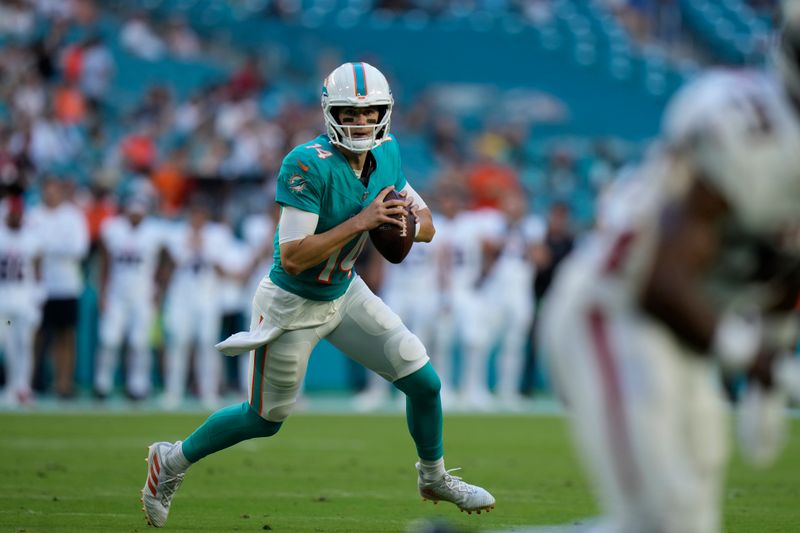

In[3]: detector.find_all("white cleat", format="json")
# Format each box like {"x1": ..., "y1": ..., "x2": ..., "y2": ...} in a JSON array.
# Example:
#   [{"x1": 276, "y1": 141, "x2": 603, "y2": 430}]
[
  {"x1": 141, "y1": 441, "x2": 186, "y2": 527},
  {"x1": 416, "y1": 463, "x2": 496, "y2": 514}
]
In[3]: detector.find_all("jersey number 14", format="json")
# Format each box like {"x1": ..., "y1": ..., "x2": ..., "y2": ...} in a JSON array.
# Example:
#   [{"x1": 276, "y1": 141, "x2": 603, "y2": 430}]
[{"x1": 317, "y1": 233, "x2": 369, "y2": 283}]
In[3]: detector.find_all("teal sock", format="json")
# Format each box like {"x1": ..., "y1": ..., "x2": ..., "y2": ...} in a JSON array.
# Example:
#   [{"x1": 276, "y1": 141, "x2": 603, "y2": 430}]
[
  {"x1": 393, "y1": 362, "x2": 444, "y2": 461},
  {"x1": 181, "y1": 401, "x2": 282, "y2": 463}
]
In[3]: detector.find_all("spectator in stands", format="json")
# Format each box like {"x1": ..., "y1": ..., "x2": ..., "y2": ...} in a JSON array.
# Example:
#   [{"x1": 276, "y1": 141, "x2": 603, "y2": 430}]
[
  {"x1": 28, "y1": 105, "x2": 84, "y2": 171},
  {"x1": 546, "y1": 145, "x2": 579, "y2": 199},
  {"x1": 121, "y1": 12, "x2": 166, "y2": 61},
  {"x1": 29, "y1": 177, "x2": 89, "y2": 399},
  {"x1": 228, "y1": 54, "x2": 266, "y2": 99},
  {"x1": 79, "y1": 35, "x2": 115, "y2": 111},
  {"x1": 53, "y1": 79, "x2": 87, "y2": 125},
  {"x1": 0, "y1": 0, "x2": 36, "y2": 39},
  {"x1": 165, "y1": 16, "x2": 201, "y2": 60},
  {"x1": 466, "y1": 142, "x2": 520, "y2": 210},
  {"x1": 11, "y1": 71, "x2": 46, "y2": 121}
]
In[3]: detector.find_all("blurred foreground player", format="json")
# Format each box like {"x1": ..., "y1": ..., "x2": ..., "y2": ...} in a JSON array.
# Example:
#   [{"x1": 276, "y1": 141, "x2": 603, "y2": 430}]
[
  {"x1": 141, "y1": 62, "x2": 495, "y2": 527},
  {"x1": 539, "y1": 7, "x2": 800, "y2": 533}
]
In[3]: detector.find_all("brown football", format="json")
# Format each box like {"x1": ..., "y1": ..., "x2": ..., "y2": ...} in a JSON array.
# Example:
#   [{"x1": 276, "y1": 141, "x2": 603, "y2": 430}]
[{"x1": 369, "y1": 189, "x2": 415, "y2": 264}]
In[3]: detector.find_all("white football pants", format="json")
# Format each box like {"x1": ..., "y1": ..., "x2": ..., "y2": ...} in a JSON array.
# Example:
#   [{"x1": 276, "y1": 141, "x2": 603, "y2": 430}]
[
  {"x1": 95, "y1": 293, "x2": 154, "y2": 397},
  {"x1": 163, "y1": 292, "x2": 222, "y2": 405},
  {"x1": 541, "y1": 269, "x2": 727, "y2": 533},
  {"x1": 244, "y1": 277, "x2": 429, "y2": 422},
  {"x1": 0, "y1": 310, "x2": 36, "y2": 400}
]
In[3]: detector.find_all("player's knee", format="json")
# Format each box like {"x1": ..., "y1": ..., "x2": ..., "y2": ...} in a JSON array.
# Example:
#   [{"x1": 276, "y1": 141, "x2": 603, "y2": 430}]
[
  {"x1": 395, "y1": 363, "x2": 441, "y2": 400},
  {"x1": 263, "y1": 401, "x2": 295, "y2": 423},
  {"x1": 244, "y1": 403, "x2": 283, "y2": 437}
]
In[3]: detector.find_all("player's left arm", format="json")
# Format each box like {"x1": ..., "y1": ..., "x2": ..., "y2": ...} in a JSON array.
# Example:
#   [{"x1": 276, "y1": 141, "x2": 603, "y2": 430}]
[{"x1": 398, "y1": 182, "x2": 434, "y2": 242}]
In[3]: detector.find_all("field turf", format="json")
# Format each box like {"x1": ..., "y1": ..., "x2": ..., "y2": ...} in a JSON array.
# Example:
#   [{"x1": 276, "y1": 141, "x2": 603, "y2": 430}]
[{"x1": 1, "y1": 411, "x2": 799, "y2": 532}]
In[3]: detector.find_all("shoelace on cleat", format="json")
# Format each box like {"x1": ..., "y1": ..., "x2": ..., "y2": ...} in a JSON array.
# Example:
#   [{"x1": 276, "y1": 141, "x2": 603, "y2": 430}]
[
  {"x1": 157, "y1": 471, "x2": 185, "y2": 508},
  {"x1": 441, "y1": 468, "x2": 477, "y2": 495}
]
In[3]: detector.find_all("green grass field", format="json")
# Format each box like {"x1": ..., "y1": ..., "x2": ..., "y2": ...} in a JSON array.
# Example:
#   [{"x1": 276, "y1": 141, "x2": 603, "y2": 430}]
[{"x1": 1, "y1": 411, "x2": 799, "y2": 533}]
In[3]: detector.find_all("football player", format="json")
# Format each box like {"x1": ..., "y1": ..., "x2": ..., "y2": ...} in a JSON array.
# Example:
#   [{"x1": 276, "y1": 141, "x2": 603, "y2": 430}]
[
  {"x1": 431, "y1": 186, "x2": 499, "y2": 410},
  {"x1": 477, "y1": 190, "x2": 545, "y2": 408},
  {"x1": 141, "y1": 62, "x2": 494, "y2": 528},
  {"x1": 94, "y1": 194, "x2": 164, "y2": 400},
  {"x1": 160, "y1": 199, "x2": 231, "y2": 410},
  {"x1": 539, "y1": 5, "x2": 800, "y2": 532},
  {"x1": 0, "y1": 196, "x2": 42, "y2": 405}
]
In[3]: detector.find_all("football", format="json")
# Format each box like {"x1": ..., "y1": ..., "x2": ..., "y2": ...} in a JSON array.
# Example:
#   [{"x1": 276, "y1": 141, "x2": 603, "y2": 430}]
[{"x1": 369, "y1": 189, "x2": 415, "y2": 264}]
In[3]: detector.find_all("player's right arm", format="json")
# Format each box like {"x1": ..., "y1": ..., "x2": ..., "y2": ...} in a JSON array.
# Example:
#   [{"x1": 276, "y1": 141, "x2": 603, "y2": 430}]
[{"x1": 280, "y1": 186, "x2": 406, "y2": 276}]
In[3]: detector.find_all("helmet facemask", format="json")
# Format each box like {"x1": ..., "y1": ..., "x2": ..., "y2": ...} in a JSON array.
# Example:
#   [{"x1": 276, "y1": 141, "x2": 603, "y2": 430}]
[
  {"x1": 321, "y1": 62, "x2": 394, "y2": 153},
  {"x1": 324, "y1": 105, "x2": 392, "y2": 153}
]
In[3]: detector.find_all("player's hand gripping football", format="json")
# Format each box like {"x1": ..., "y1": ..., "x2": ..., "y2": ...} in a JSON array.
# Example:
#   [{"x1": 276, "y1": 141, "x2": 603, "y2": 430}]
[{"x1": 355, "y1": 186, "x2": 409, "y2": 231}]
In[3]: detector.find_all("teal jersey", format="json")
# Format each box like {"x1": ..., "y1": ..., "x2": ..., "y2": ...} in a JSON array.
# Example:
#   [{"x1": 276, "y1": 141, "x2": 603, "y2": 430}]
[{"x1": 270, "y1": 134, "x2": 408, "y2": 301}]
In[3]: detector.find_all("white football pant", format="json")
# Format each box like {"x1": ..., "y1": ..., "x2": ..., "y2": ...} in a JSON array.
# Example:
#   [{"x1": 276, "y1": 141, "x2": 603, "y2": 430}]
[
  {"x1": 0, "y1": 310, "x2": 36, "y2": 401},
  {"x1": 244, "y1": 277, "x2": 429, "y2": 422},
  {"x1": 163, "y1": 293, "x2": 222, "y2": 406},
  {"x1": 541, "y1": 267, "x2": 727, "y2": 533},
  {"x1": 360, "y1": 284, "x2": 440, "y2": 401},
  {"x1": 95, "y1": 292, "x2": 154, "y2": 397}
]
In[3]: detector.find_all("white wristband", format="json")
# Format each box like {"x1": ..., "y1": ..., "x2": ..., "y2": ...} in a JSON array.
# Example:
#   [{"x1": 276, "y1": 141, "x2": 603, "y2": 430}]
[
  {"x1": 415, "y1": 220, "x2": 420, "y2": 237},
  {"x1": 713, "y1": 311, "x2": 762, "y2": 370}
]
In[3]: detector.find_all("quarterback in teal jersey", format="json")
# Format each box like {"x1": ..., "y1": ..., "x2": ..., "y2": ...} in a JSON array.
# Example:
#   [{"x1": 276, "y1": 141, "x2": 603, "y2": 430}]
[{"x1": 141, "y1": 62, "x2": 495, "y2": 528}]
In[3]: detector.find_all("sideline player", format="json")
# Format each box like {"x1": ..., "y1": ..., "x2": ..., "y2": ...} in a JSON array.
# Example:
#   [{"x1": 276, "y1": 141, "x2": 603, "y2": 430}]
[
  {"x1": 94, "y1": 194, "x2": 164, "y2": 400},
  {"x1": 141, "y1": 62, "x2": 495, "y2": 527},
  {"x1": 539, "y1": 9, "x2": 800, "y2": 532},
  {"x1": 0, "y1": 196, "x2": 42, "y2": 405},
  {"x1": 160, "y1": 199, "x2": 230, "y2": 410}
]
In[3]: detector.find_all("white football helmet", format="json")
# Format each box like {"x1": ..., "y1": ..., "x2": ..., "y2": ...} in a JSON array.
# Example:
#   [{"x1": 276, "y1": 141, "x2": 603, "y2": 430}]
[{"x1": 321, "y1": 62, "x2": 393, "y2": 153}]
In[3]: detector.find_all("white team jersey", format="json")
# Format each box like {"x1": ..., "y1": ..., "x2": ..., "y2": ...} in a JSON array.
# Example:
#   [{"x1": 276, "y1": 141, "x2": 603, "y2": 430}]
[
  {"x1": 488, "y1": 214, "x2": 546, "y2": 291},
  {"x1": 27, "y1": 203, "x2": 89, "y2": 298},
  {"x1": 242, "y1": 213, "x2": 274, "y2": 290},
  {"x1": 101, "y1": 216, "x2": 165, "y2": 298},
  {"x1": 0, "y1": 224, "x2": 41, "y2": 314},
  {"x1": 218, "y1": 237, "x2": 253, "y2": 314},
  {"x1": 436, "y1": 209, "x2": 499, "y2": 292},
  {"x1": 165, "y1": 222, "x2": 230, "y2": 297},
  {"x1": 382, "y1": 218, "x2": 440, "y2": 296},
  {"x1": 569, "y1": 70, "x2": 800, "y2": 307}
]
